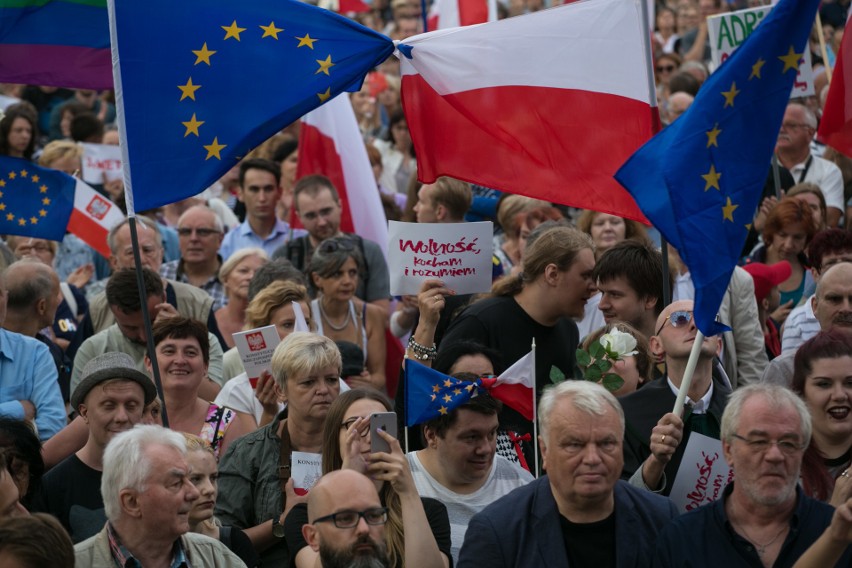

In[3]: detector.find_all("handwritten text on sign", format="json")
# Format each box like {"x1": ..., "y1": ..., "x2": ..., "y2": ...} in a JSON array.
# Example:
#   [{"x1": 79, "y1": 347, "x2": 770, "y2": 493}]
[
  {"x1": 388, "y1": 221, "x2": 493, "y2": 296},
  {"x1": 81, "y1": 143, "x2": 123, "y2": 185},
  {"x1": 708, "y1": 5, "x2": 813, "y2": 97},
  {"x1": 669, "y1": 432, "x2": 734, "y2": 514}
]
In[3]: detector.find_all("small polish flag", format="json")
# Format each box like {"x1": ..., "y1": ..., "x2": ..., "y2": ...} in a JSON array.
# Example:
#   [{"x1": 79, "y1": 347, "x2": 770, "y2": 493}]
[
  {"x1": 481, "y1": 351, "x2": 535, "y2": 421},
  {"x1": 297, "y1": 94, "x2": 388, "y2": 256},
  {"x1": 67, "y1": 179, "x2": 125, "y2": 257},
  {"x1": 428, "y1": 0, "x2": 497, "y2": 30},
  {"x1": 398, "y1": 0, "x2": 657, "y2": 223}
]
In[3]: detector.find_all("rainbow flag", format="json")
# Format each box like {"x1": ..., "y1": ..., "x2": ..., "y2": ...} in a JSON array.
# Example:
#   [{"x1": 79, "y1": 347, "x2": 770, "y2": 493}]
[{"x1": 0, "y1": 0, "x2": 112, "y2": 89}]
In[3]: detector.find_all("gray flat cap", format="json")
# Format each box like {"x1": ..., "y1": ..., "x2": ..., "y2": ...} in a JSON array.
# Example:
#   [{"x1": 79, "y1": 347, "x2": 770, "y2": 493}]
[{"x1": 71, "y1": 352, "x2": 157, "y2": 410}]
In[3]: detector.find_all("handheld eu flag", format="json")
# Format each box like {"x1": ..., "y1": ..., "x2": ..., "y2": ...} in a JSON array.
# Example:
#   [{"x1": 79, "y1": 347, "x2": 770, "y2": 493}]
[
  {"x1": 0, "y1": 157, "x2": 75, "y2": 241},
  {"x1": 405, "y1": 360, "x2": 479, "y2": 427},
  {"x1": 615, "y1": 0, "x2": 819, "y2": 337},
  {"x1": 107, "y1": 0, "x2": 394, "y2": 213}
]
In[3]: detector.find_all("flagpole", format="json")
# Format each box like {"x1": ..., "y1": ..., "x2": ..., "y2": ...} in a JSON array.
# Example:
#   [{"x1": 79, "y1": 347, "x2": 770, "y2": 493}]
[
  {"x1": 531, "y1": 339, "x2": 539, "y2": 478},
  {"x1": 816, "y1": 13, "x2": 832, "y2": 84},
  {"x1": 671, "y1": 330, "x2": 703, "y2": 416}
]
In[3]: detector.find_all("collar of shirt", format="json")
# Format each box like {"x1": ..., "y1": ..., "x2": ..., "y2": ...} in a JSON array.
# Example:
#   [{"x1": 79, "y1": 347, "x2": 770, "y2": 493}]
[
  {"x1": 175, "y1": 256, "x2": 223, "y2": 286},
  {"x1": 237, "y1": 217, "x2": 290, "y2": 238},
  {"x1": 666, "y1": 376, "x2": 714, "y2": 414},
  {"x1": 107, "y1": 522, "x2": 190, "y2": 568}
]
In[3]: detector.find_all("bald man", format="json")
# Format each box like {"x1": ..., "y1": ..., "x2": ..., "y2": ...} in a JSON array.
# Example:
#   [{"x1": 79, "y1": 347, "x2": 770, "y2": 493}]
[
  {"x1": 619, "y1": 300, "x2": 731, "y2": 495},
  {"x1": 301, "y1": 470, "x2": 390, "y2": 568}
]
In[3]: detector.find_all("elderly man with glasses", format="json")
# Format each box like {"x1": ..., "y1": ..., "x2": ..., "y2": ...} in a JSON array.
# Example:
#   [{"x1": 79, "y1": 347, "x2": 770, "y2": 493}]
[
  {"x1": 300, "y1": 469, "x2": 390, "y2": 568},
  {"x1": 619, "y1": 299, "x2": 731, "y2": 496},
  {"x1": 654, "y1": 384, "x2": 852, "y2": 566}
]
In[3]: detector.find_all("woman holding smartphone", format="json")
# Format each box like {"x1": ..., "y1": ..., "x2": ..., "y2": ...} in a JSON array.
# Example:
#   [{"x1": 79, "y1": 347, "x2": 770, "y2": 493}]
[{"x1": 284, "y1": 388, "x2": 451, "y2": 568}]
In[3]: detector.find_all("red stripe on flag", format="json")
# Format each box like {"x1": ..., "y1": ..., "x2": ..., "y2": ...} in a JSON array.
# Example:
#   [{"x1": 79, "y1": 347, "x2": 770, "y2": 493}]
[
  {"x1": 818, "y1": 21, "x2": 852, "y2": 157},
  {"x1": 296, "y1": 122, "x2": 356, "y2": 234},
  {"x1": 489, "y1": 383, "x2": 534, "y2": 421},
  {"x1": 67, "y1": 208, "x2": 111, "y2": 257},
  {"x1": 402, "y1": 75, "x2": 653, "y2": 223},
  {"x1": 458, "y1": 0, "x2": 488, "y2": 26}
]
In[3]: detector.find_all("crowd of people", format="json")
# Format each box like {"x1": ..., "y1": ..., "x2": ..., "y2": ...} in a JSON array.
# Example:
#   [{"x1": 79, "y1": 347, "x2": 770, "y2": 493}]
[{"x1": 2, "y1": 0, "x2": 852, "y2": 566}]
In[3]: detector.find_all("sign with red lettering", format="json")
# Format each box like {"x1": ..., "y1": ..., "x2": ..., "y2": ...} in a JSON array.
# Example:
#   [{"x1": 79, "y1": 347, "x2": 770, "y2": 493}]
[
  {"x1": 669, "y1": 432, "x2": 734, "y2": 514},
  {"x1": 81, "y1": 143, "x2": 123, "y2": 185},
  {"x1": 387, "y1": 221, "x2": 493, "y2": 295}
]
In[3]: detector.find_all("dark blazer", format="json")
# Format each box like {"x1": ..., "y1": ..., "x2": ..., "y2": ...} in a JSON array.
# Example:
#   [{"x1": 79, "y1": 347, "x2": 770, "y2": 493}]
[
  {"x1": 619, "y1": 376, "x2": 731, "y2": 495},
  {"x1": 457, "y1": 477, "x2": 678, "y2": 568}
]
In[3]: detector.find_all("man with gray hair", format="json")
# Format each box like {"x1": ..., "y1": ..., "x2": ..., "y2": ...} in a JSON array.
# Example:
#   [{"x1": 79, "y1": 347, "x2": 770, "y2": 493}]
[
  {"x1": 654, "y1": 384, "x2": 852, "y2": 566},
  {"x1": 457, "y1": 381, "x2": 677, "y2": 567},
  {"x1": 74, "y1": 424, "x2": 246, "y2": 567}
]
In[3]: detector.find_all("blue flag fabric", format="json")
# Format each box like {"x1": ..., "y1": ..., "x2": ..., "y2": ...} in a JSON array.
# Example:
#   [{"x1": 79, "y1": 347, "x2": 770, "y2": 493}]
[
  {"x1": 615, "y1": 0, "x2": 819, "y2": 337},
  {"x1": 0, "y1": 157, "x2": 74, "y2": 241},
  {"x1": 405, "y1": 360, "x2": 479, "y2": 427},
  {"x1": 108, "y1": 0, "x2": 394, "y2": 213}
]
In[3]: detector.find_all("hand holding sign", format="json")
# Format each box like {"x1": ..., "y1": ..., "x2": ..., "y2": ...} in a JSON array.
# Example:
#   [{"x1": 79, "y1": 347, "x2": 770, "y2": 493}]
[
  {"x1": 641, "y1": 412, "x2": 684, "y2": 491},
  {"x1": 417, "y1": 279, "x2": 455, "y2": 327}
]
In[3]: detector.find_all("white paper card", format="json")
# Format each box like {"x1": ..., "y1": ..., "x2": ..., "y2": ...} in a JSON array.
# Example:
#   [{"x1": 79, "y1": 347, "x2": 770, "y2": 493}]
[
  {"x1": 291, "y1": 451, "x2": 323, "y2": 495},
  {"x1": 669, "y1": 432, "x2": 734, "y2": 514},
  {"x1": 387, "y1": 220, "x2": 493, "y2": 296},
  {"x1": 81, "y1": 143, "x2": 123, "y2": 184},
  {"x1": 233, "y1": 325, "x2": 280, "y2": 388}
]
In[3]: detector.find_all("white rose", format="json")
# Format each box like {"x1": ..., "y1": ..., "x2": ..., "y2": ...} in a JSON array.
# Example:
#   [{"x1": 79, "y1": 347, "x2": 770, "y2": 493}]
[{"x1": 600, "y1": 329, "x2": 638, "y2": 358}]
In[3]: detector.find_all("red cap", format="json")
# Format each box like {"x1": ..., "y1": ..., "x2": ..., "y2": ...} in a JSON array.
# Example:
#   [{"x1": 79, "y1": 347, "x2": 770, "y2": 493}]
[{"x1": 742, "y1": 261, "x2": 792, "y2": 302}]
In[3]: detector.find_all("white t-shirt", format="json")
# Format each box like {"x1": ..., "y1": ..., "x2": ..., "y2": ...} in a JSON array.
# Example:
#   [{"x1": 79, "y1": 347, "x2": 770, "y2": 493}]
[{"x1": 407, "y1": 451, "x2": 534, "y2": 563}]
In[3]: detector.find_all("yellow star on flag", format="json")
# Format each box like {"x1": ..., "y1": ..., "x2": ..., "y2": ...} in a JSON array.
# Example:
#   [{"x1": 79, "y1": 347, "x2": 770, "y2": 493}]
[
  {"x1": 0, "y1": 180, "x2": 5, "y2": 187},
  {"x1": 453, "y1": 388, "x2": 462, "y2": 396},
  {"x1": 443, "y1": 394, "x2": 452, "y2": 403},
  {"x1": 317, "y1": 88, "x2": 331, "y2": 103},
  {"x1": 465, "y1": 384, "x2": 475, "y2": 392},
  {"x1": 722, "y1": 197, "x2": 739, "y2": 222},
  {"x1": 192, "y1": 43, "x2": 217, "y2": 66},
  {"x1": 19, "y1": 170, "x2": 27, "y2": 178},
  {"x1": 39, "y1": 185, "x2": 47, "y2": 193},
  {"x1": 17, "y1": 218, "x2": 25, "y2": 226},
  {"x1": 42, "y1": 197, "x2": 51, "y2": 205},
  {"x1": 439, "y1": 406, "x2": 448, "y2": 416},
  {"x1": 315, "y1": 55, "x2": 335, "y2": 75},
  {"x1": 222, "y1": 20, "x2": 246, "y2": 41},
  {"x1": 722, "y1": 82, "x2": 740, "y2": 108},
  {"x1": 749, "y1": 58, "x2": 765, "y2": 80},
  {"x1": 5, "y1": 213, "x2": 12, "y2": 221},
  {"x1": 203, "y1": 137, "x2": 226, "y2": 160},
  {"x1": 178, "y1": 77, "x2": 201, "y2": 101},
  {"x1": 182, "y1": 114, "x2": 204, "y2": 137},
  {"x1": 29, "y1": 217, "x2": 37, "y2": 224},
  {"x1": 443, "y1": 379, "x2": 453, "y2": 387},
  {"x1": 8, "y1": 172, "x2": 16, "y2": 179},
  {"x1": 39, "y1": 209, "x2": 46, "y2": 217},
  {"x1": 702, "y1": 164, "x2": 722, "y2": 191},
  {"x1": 30, "y1": 175, "x2": 39, "y2": 183},
  {"x1": 296, "y1": 34, "x2": 317, "y2": 49},
  {"x1": 706, "y1": 123, "x2": 722, "y2": 148},
  {"x1": 430, "y1": 394, "x2": 436, "y2": 401},
  {"x1": 260, "y1": 22, "x2": 283, "y2": 39},
  {"x1": 0, "y1": 204, "x2": 5, "y2": 211},
  {"x1": 778, "y1": 46, "x2": 802, "y2": 73},
  {"x1": 432, "y1": 384, "x2": 441, "y2": 393}
]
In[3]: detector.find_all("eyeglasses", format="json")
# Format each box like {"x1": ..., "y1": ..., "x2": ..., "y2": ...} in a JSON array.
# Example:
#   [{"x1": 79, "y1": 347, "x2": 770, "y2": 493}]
[
  {"x1": 312, "y1": 507, "x2": 388, "y2": 528},
  {"x1": 177, "y1": 227, "x2": 221, "y2": 238},
  {"x1": 655, "y1": 311, "x2": 722, "y2": 335},
  {"x1": 780, "y1": 122, "x2": 812, "y2": 131},
  {"x1": 341, "y1": 417, "x2": 369, "y2": 438},
  {"x1": 730, "y1": 434, "x2": 804, "y2": 456},
  {"x1": 656, "y1": 65, "x2": 676, "y2": 73},
  {"x1": 318, "y1": 238, "x2": 356, "y2": 254}
]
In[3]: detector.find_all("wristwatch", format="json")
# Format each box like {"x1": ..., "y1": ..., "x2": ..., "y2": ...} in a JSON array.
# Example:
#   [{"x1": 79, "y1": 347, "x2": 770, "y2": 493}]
[{"x1": 272, "y1": 515, "x2": 286, "y2": 538}]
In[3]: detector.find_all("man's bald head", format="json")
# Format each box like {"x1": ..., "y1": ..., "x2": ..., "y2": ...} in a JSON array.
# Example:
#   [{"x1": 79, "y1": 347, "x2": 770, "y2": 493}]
[
  {"x1": 308, "y1": 470, "x2": 381, "y2": 522},
  {"x1": 5, "y1": 260, "x2": 60, "y2": 324},
  {"x1": 812, "y1": 262, "x2": 852, "y2": 332}
]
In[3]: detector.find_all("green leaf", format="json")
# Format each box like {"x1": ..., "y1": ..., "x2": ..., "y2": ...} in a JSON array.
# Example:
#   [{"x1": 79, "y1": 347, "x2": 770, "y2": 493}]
[
  {"x1": 594, "y1": 359, "x2": 612, "y2": 373},
  {"x1": 549, "y1": 366, "x2": 565, "y2": 384},
  {"x1": 602, "y1": 373, "x2": 625, "y2": 392},
  {"x1": 585, "y1": 366, "x2": 602, "y2": 380},
  {"x1": 589, "y1": 341, "x2": 605, "y2": 358},
  {"x1": 575, "y1": 349, "x2": 591, "y2": 368}
]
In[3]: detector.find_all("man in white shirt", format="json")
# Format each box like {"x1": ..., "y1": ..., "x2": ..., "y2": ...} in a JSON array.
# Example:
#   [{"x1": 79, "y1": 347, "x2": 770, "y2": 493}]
[{"x1": 406, "y1": 391, "x2": 533, "y2": 562}]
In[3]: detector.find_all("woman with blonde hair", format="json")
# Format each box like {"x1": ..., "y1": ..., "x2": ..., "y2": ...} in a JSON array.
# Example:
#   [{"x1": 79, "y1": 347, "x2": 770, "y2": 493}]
[{"x1": 214, "y1": 248, "x2": 268, "y2": 348}]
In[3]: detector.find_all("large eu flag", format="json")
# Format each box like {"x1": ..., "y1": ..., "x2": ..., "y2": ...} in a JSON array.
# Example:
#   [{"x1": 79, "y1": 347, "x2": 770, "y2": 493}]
[
  {"x1": 0, "y1": 157, "x2": 74, "y2": 241},
  {"x1": 615, "y1": 0, "x2": 819, "y2": 337},
  {"x1": 107, "y1": 0, "x2": 394, "y2": 213}
]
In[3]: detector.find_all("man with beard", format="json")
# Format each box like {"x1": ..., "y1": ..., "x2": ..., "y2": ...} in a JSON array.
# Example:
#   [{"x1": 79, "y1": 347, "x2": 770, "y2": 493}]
[
  {"x1": 301, "y1": 470, "x2": 390, "y2": 568},
  {"x1": 654, "y1": 384, "x2": 852, "y2": 566}
]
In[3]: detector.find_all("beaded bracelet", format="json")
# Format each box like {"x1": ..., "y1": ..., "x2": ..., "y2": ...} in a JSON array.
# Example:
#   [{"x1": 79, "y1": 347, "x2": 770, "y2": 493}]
[{"x1": 407, "y1": 337, "x2": 438, "y2": 361}]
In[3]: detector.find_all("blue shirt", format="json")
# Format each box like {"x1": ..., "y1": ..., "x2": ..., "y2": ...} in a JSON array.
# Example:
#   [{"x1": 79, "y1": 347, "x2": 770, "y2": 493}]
[
  {"x1": 0, "y1": 328, "x2": 64, "y2": 440},
  {"x1": 653, "y1": 484, "x2": 852, "y2": 567},
  {"x1": 219, "y1": 218, "x2": 306, "y2": 260}
]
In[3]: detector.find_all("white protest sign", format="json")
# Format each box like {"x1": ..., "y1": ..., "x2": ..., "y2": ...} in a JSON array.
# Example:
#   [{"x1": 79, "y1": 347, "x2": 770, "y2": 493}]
[
  {"x1": 81, "y1": 142, "x2": 123, "y2": 184},
  {"x1": 387, "y1": 221, "x2": 493, "y2": 296},
  {"x1": 291, "y1": 451, "x2": 323, "y2": 495},
  {"x1": 233, "y1": 325, "x2": 281, "y2": 389},
  {"x1": 708, "y1": 5, "x2": 813, "y2": 97},
  {"x1": 669, "y1": 432, "x2": 734, "y2": 514}
]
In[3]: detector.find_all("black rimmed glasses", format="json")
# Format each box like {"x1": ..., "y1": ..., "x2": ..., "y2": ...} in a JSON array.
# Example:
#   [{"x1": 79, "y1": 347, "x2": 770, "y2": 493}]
[
  {"x1": 341, "y1": 417, "x2": 369, "y2": 438},
  {"x1": 177, "y1": 227, "x2": 221, "y2": 238},
  {"x1": 730, "y1": 434, "x2": 805, "y2": 456},
  {"x1": 312, "y1": 507, "x2": 389, "y2": 528}
]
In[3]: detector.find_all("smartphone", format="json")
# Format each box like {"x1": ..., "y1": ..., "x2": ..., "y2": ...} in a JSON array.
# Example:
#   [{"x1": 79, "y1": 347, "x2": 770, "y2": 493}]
[{"x1": 370, "y1": 412, "x2": 398, "y2": 454}]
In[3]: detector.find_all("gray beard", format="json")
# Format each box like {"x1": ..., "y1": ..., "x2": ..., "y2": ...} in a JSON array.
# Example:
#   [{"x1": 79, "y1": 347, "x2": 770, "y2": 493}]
[{"x1": 319, "y1": 537, "x2": 390, "y2": 568}]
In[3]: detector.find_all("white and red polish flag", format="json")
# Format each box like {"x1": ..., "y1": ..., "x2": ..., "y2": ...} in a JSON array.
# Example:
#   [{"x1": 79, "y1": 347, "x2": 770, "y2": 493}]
[
  {"x1": 397, "y1": 0, "x2": 658, "y2": 223},
  {"x1": 297, "y1": 94, "x2": 388, "y2": 256},
  {"x1": 481, "y1": 351, "x2": 535, "y2": 421},
  {"x1": 818, "y1": 17, "x2": 852, "y2": 157},
  {"x1": 67, "y1": 179, "x2": 125, "y2": 257},
  {"x1": 427, "y1": 0, "x2": 497, "y2": 30}
]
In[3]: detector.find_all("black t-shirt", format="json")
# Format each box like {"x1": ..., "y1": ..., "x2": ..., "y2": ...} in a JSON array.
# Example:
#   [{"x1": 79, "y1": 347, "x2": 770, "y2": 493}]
[
  {"x1": 284, "y1": 497, "x2": 453, "y2": 567},
  {"x1": 29, "y1": 454, "x2": 105, "y2": 543},
  {"x1": 560, "y1": 511, "x2": 616, "y2": 568}
]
